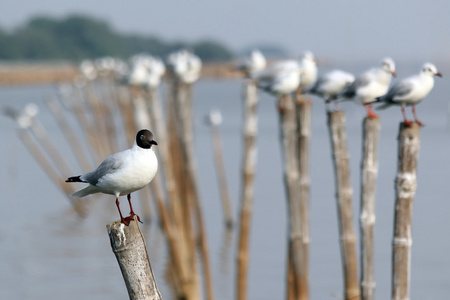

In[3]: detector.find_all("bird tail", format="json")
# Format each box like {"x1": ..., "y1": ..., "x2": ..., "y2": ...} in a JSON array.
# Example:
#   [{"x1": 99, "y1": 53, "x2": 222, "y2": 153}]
[
  {"x1": 70, "y1": 185, "x2": 98, "y2": 198},
  {"x1": 66, "y1": 175, "x2": 86, "y2": 183},
  {"x1": 376, "y1": 103, "x2": 391, "y2": 110}
]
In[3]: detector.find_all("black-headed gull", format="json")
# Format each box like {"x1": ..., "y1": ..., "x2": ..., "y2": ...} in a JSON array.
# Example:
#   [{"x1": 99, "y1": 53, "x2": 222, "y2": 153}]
[
  {"x1": 376, "y1": 63, "x2": 442, "y2": 126},
  {"x1": 253, "y1": 60, "x2": 302, "y2": 95},
  {"x1": 298, "y1": 51, "x2": 318, "y2": 91},
  {"x1": 236, "y1": 49, "x2": 267, "y2": 77},
  {"x1": 340, "y1": 57, "x2": 396, "y2": 118},
  {"x1": 308, "y1": 69, "x2": 355, "y2": 110},
  {"x1": 66, "y1": 129, "x2": 158, "y2": 225}
]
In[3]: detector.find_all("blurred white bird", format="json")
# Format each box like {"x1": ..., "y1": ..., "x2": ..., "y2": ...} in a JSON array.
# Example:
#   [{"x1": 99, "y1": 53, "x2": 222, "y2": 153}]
[
  {"x1": 339, "y1": 57, "x2": 396, "y2": 118},
  {"x1": 308, "y1": 69, "x2": 355, "y2": 110},
  {"x1": 167, "y1": 49, "x2": 202, "y2": 84},
  {"x1": 236, "y1": 49, "x2": 267, "y2": 77},
  {"x1": 127, "y1": 53, "x2": 152, "y2": 86},
  {"x1": 79, "y1": 60, "x2": 97, "y2": 81},
  {"x1": 298, "y1": 51, "x2": 318, "y2": 91},
  {"x1": 253, "y1": 60, "x2": 302, "y2": 95},
  {"x1": 376, "y1": 63, "x2": 442, "y2": 126},
  {"x1": 146, "y1": 57, "x2": 166, "y2": 89}
]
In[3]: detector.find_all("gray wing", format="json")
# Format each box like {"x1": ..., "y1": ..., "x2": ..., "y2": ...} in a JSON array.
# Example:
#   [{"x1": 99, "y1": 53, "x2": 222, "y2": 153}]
[
  {"x1": 341, "y1": 73, "x2": 371, "y2": 98},
  {"x1": 308, "y1": 76, "x2": 328, "y2": 94},
  {"x1": 382, "y1": 81, "x2": 414, "y2": 103},
  {"x1": 82, "y1": 154, "x2": 125, "y2": 185}
]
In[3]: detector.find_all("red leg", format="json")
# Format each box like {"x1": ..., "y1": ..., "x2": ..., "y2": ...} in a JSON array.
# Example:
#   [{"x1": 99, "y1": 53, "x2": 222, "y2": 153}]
[
  {"x1": 116, "y1": 197, "x2": 129, "y2": 226},
  {"x1": 364, "y1": 104, "x2": 378, "y2": 119},
  {"x1": 401, "y1": 105, "x2": 413, "y2": 126},
  {"x1": 126, "y1": 194, "x2": 142, "y2": 223},
  {"x1": 412, "y1": 106, "x2": 424, "y2": 127}
]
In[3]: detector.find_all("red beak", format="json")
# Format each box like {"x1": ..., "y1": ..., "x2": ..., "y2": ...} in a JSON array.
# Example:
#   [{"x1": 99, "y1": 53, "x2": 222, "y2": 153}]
[
  {"x1": 435, "y1": 72, "x2": 442, "y2": 77},
  {"x1": 391, "y1": 71, "x2": 397, "y2": 77}
]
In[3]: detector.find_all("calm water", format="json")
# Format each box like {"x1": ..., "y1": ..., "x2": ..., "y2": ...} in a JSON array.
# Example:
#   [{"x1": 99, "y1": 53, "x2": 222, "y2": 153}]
[{"x1": 1, "y1": 61, "x2": 450, "y2": 299}]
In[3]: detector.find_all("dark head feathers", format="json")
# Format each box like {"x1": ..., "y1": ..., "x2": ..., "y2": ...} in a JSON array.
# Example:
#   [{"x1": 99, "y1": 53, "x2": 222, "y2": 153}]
[{"x1": 136, "y1": 129, "x2": 158, "y2": 149}]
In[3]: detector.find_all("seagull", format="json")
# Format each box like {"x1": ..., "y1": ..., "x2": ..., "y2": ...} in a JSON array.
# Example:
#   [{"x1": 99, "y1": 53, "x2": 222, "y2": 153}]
[
  {"x1": 298, "y1": 51, "x2": 318, "y2": 92},
  {"x1": 167, "y1": 49, "x2": 202, "y2": 84},
  {"x1": 236, "y1": 49, "x2": 267, "y2": 77},
  {"x1": 376, "y1": 63, "x2": 442, "y2": 126},
  {"x1": 253, "y1": 60, "x2": 302, "y2": 95},
  {"x1": 66, "y1": 129, "x2": 158, "y2": 225},
  {"x1": 340, "y1": 57, "x2": 396, "y2": 118},
  {"x1": 308, "y1": 69, "x2": 355, "y2": 110}
]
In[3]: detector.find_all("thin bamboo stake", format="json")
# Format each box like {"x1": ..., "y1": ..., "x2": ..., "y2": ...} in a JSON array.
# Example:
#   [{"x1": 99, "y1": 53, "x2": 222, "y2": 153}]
[
  {"x1": 18, "y1": 128, "x2": 86, "y2": 216},
  {"x1": 175, "y1": 82, "x2": 215, "y2": 300},
  {"x1": 391, "y1": 123, "x2": 420, "y2": 300},
  {"x1": 145, "y1": 87, "x2": 181, "y2": 225},
  {"x1": 28, "y1": 116, "x2": 74, "y2": 177},
  {"x1": 360, "y1": 117, "x2": 381, "y2": 300},
  {"x1": 45, "y1": 96, "x2": 93, "y2": 172},
  {"x1": 169, "y1": 79, "x2": 201, "y2": 300},
  {"x1": 277, "y1": 94, "x2": 306, "y2": 300},
  {"x1": 70, "y1": 86, "x2": 102, "y2": 162},
  {"x1": 295, "y1": 96, "x2": 312, "y2": 300},
  {"x1": 107, "y1": 216, "x2": 163, "y2": 300},
  {"x1": 327, "y1": 111, "x2": 360, "y2": 300},
  {"x1": 236, "y1": 79, "x2": 259, "y2": 300},
  {"x1": 207, "y1": 111, "x2": 234, "y2": 228}
]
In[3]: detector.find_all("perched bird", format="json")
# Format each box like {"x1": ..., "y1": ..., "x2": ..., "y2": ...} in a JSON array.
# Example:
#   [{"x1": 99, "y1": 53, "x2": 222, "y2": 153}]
[
  {"x1": 66, "y1": 129, "x2": 158, "y2": 225},
  {"x1": 253, "y1": 60, "x2": 302, "y2": 95},
  {"x1": 376, "y1": 63, "x2": 442, "y2": 126},
  {"x1": 298, "y1": 51, "x2": 318, "y2": 92},
  {"x1": 340, "y1": 57, "x2": 396, "y2": 118},
  {"x1": 236, "y1": 49, "x2": 267, "y2": 77},
  {"x1": 308, "y1": 69, "x2": 355, "y2": 110},
  {"x1": 166, "y1": 49, "x2": 202, "y2": 84}
]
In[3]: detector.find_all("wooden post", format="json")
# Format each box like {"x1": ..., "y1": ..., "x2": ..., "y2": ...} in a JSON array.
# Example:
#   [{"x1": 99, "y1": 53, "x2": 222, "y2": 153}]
[
  {"x1": 173, "y1": 80, "x2": 213, "y2": 300},
  {"x1": 236, "y1": 79, "x2": 259, "y2": 300},
  {"x1": 391, "y1": 123, "x2": 421, "y2": 300},
  {"x1": 107, "y1": 216, "x2": 163, "y2": 300},
  {"x1": 208, "y1": 113, "x2": 234, "y2": 228},
  {"x1": 360, "y1": 117, "x2": 380, "y2": 300},
  {"x1": 278, "y1": 94, "x2": 306, "y2": 300},
  {"x1": 295, "y1": 97, "x2": 312, "y2": 300},
  {"x1": 327, "y1": 111, "x2": 360, "y2": 300}
]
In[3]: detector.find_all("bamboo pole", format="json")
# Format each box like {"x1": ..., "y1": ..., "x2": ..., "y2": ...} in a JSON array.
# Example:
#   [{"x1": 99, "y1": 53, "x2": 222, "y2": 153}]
[
  {"x1": 145, "y1": 87, "x2": 181, "y2": 227},
  {"x1": 295, "y1": 96, "x2": 312, "y2": 300},
  {"x1": 19, "y1": 128, "x2": 87, "y2": 216},
  {"x1": 175, "y1": 82, "x2": 215, "y2": 300},
  {"x1": 391, "y1": 123, "x2": 420, "y2": 300},
  {"x1": 327, "y1": 111, "x2": 360, "y2": 300},
  {"x1": 207, "y1": 110, "x2": 234, "y2": 228},
  {"x1": 107, "y1": 216, "x2": 163, "y2": 300},
  {"x1": 277, "y1": 94, "x2": 306, "y2": 300},
  {"x1": 45, "y1": 96, "x2": 93, "y2": 172},
  {"x1": 360, "y1": 117, "x2": 381, "y2": 300},
  {"x1": 236, "y1": 79, "x2": 259, "y2": 300}
]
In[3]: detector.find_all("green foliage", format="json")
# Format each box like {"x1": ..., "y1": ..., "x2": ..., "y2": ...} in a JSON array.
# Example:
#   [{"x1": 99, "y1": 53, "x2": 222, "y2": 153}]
[{"x1": 0, "y1": 14, "x2": 235, "y2": 62}]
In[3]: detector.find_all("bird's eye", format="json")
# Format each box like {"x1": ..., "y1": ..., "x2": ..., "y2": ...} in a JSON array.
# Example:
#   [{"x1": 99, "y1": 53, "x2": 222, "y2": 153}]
[{"x1": 140, "y1": 134, "x2": 144, "y2": 140}]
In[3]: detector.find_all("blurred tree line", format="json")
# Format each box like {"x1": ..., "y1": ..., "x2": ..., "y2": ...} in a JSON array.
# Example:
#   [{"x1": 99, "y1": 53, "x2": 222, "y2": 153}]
[{"x1": 0, "y1": 15, "x2": 235, "y2": 62}]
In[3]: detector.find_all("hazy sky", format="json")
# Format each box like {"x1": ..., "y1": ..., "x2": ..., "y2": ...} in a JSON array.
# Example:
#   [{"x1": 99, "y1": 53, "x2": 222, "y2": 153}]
[{"x1": 1, "y1": 0, "x2": 449, "y2": 63}]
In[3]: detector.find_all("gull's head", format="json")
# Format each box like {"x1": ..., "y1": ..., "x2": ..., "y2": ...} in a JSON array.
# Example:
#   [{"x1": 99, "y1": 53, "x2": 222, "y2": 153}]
[
  {"x1": 422, "y1": 63, "x2": 442, "y2": 78},
  {"x1": 136, "y1": 129, "x2": 158, "y2": 149},
  {"x1": 381, "y1": 57, "x2": 396, "y2": 77},
  {"x1": 302, "y1": 51, "x2": 316, "y2": 64}
]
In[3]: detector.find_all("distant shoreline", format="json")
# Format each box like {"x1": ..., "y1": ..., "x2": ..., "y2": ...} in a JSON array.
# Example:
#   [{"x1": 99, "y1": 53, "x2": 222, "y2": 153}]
[{"x1": 0, "y1": 62, "x2": 243, "y2": 86}]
